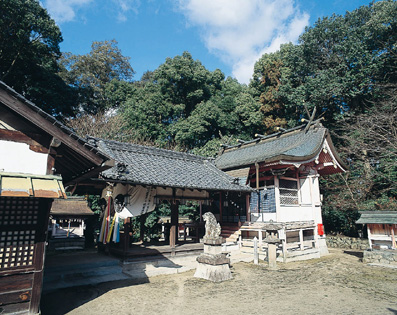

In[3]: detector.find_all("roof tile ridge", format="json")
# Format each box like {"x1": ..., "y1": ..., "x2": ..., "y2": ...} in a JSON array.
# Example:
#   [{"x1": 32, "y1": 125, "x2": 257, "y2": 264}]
[
  {"x1": 224, "y1": 124, "x2": 327, "y2": 152},
  {"x1": 96, "y1": 138, "x2": 211, "y2": 162}
]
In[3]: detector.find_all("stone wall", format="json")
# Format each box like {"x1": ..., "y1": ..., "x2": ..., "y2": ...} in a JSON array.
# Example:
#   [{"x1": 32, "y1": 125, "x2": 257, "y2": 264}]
[
  {"x1": 363, "y1": 250, "x2": 397, "y2": 265},
  {"x1": 326, "y1": 235, "x2": 368, "y2": 250}
]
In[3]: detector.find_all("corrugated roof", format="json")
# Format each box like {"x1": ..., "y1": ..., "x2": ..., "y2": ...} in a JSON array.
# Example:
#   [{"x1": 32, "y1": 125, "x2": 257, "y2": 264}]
[
  {"x1": 0, "y1": 172, "x2": 66, "y2": 198},
  {"x1": 90, "y1": 138, "x2": 252, "y2": 192},
  {"x1": 356, "y1": 211, "x2": 397, "y2": 224},
  {"x1": 51, "y1": 197, "x2": 94, "y2": 216},
  {"x1": 215, "y1": 125, "x2": 330, "y2": 170}
]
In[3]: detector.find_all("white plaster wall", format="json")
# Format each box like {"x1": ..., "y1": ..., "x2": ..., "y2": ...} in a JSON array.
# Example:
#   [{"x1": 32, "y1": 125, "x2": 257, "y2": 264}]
[
  {"x1": 251, "y1": 213, "x2": 277, "y2": 222},
  {"x1": 314, "y1": 205, "x2": 323, "y2": 224},
  {"x1": 278, "y1": 205, "x2": 313, "y2": 222},
  {"x1": 0, "y1": 140, "x2": 48, "y2": 175}
]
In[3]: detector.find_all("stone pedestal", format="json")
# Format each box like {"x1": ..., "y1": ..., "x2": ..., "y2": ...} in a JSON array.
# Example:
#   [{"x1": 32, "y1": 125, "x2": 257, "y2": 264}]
[{"x1": 194, "y1": 237, "x2": 232, "y2": 282}]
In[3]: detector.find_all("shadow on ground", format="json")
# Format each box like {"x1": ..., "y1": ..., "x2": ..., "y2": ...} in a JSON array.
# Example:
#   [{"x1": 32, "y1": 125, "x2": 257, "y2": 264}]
[
  {"x1": 40, "y1": 245, "x2": 187, "y2": 315},
  {"x1": 41, "y1": 277, "x2": 148, "y2": 315},
  {"x1": 343, "y1": 250, "x2": 364, "y2": 259}
]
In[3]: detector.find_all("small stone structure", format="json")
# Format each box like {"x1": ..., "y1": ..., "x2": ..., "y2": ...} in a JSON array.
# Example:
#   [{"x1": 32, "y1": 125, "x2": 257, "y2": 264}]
[
  {"x1": 326, "y1": 235, "x2": 368, "y2": 250},
  {"x1": 194, "y1": 212, "x2": 232, "y2": 282},
  {"x1": 264, "y1": 234, "x2": 281, "y2": 270},
  {"x1": 363, "y1": 249, "x2": 397, "y2": 266}
]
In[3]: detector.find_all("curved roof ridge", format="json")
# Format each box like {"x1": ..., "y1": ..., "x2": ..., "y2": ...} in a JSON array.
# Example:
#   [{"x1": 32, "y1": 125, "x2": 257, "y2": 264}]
[{"x1": 215, "y1": 125, "x2": 328, "y2": 170}]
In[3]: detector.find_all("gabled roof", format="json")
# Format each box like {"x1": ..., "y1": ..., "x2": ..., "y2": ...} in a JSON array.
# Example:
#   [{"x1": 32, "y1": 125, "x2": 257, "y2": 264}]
[
  {"x1": 215, "y1": 124, "x2": 347, "y2": 174},
  {"x1": 89, "y1": 138, "x2": 252, "y2": 192},
  {"x1": 356, "y1": 211, "x2": 397, "y2": 225},
  {"x1": 51, "y1": 197, "x2": 94, "y2": 217},
  {"x1": 0, "y1": 81, "x2": 113, "y2": 185}
]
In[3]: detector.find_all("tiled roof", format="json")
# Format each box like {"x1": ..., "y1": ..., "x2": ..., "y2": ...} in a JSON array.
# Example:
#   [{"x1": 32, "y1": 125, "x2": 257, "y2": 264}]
[
  {"x1": 356, "y1": 211, "x2": 397, "y2": 225},
  {"x1": 89, "y1": 138, "x2": 252, "y2": 192},
  {"x1": 215, "y1": 125, "x2": 328, "y2": 170}
]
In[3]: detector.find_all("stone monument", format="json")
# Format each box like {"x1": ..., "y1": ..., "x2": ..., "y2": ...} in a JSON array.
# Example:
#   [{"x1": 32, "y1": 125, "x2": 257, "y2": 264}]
[
  {"x1": 194, "y1": 212, "x2": 232, "y2": 282},
  {"x1": 264, "y1": 233, "x2": 281, "y2": 270}
]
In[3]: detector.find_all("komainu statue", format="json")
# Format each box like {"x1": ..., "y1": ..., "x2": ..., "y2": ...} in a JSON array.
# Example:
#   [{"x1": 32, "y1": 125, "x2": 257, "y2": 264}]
[{"x1": 203, "y1": 212, "x2": 221, "y2": 240}]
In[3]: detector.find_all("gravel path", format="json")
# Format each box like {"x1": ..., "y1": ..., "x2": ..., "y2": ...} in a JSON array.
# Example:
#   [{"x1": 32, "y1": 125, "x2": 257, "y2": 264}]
[{"x1": 41, "y1": 249, "x2": 397, "y2": 315}]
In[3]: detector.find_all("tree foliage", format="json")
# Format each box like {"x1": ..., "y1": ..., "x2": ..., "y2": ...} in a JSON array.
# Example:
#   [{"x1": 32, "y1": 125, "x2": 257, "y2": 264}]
[
  {"x1": 122, "y1": 52, "x2": 265, "y2": 153},
  {"x1": 59, "y1": 40, "x2": 135, "y2": 113},
  {"x1": 0, "y1": 0, "x2": 77, "y2": 115},
  {"x1": 251, "y1": 0, "x2": 397, "y2": 129}
]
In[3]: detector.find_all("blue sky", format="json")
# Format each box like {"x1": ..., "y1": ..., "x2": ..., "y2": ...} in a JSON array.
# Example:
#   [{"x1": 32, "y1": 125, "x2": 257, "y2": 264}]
[{"x1": 41, "y1": 0, "x2": 373, "y2": 84}]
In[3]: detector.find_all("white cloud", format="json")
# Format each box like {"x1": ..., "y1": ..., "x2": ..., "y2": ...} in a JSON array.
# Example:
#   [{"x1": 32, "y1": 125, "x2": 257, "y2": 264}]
[
  {"x1": 176, "y1": 0, "x2": 309, "y2": 84},
  {"x1": 43, "y1": 0, "x2": 140, "y2": 23},
  {"x1": 43, "y1": 0, "x2": 93, "y2": 23},
  {"x1": 112, "y1": 0, "x2": 141, "y2": 22}
]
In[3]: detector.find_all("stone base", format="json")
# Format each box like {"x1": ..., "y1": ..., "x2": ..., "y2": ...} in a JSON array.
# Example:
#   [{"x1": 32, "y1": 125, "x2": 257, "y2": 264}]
[
  {"x1": 204, "y1": 244, "x2": 223, "y2": 255},
  {"x1": 318, "y1": 237, "x2": 329, "y2": 256},
  {"x1": 203, "y1": 237, "x2": 224, "y2": 245},
  {"x1": 194, "y1": 262, "x2": 232, "y2": 282}
]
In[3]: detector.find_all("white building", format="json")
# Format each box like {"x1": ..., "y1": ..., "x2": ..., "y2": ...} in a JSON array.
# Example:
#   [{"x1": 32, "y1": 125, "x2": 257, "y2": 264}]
[{"x1": 215, "y1": 123, "x2": 347, "y2": 261}]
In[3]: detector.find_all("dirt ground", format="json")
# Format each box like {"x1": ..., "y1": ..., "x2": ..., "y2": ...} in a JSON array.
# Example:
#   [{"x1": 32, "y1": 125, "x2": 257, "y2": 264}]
[{"x1": 41, "y1": 249, "x2": 397, "y2": 315}]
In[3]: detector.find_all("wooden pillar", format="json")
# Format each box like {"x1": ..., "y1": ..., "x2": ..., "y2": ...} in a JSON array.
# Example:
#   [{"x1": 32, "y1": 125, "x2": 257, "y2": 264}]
[
  {"x1": 258, "y1": 230, "x2": 263, "y2": 248},
  {"x1": 139, "y1": 214, "x2": 145, "y2": 242},
  {"x1": 274, "y1": 176, "x2": 280, "y2": 222},
  {"x1": 299, "y1": 229, "x2": 304, "y2": 250},
  {"x1": 123, "y1": 218, "x2": 131, "y2": 255},
  {"x1": 199, "y1": 201, "x2": 203, "y2": 222},
  {"x1": 255, "y1": 162, "x2": 260, "y2": 189},
  {"x1": 170, "y1": 198, "x2": 179, "y2": 248},
  {"x1": 246, "y1": 193, "x2": 250, "y2": 222},
  {"x1": 219, "y1": 192, "x2": 223, "y2": 224},
  {"x1": 255, "y1": 163, "x2": 260, "y2": 217},
  {"x1": 30, "y1": 199, "x2": 53, "y2": 314},
  {"x1": 367, "y1": 224, "x2": 372, "y2": 249}
]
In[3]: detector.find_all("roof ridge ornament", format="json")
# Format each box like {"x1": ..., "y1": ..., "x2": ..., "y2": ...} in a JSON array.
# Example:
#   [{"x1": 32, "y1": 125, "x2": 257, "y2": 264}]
[{"x1": 301, "y1": 103, "x2": 325, "y2": 133}]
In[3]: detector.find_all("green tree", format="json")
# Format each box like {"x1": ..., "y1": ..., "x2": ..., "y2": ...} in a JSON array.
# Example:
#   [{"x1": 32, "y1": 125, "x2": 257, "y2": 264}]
[
  {"x1": 251, "y1": 1, "x2": 397, "y2": 128},
  {"x1": 123, "y1": 54, "x2": 264, "y2": 154},
  {"x1": 60, "y1": 39, "x2": 135, "y2": 113},
  {"x1": 152, "y1": 51, "x2": 220, "y2": 119},
  {"x1": 0, "y1": 0, "x2": 77, "y2": 115}
]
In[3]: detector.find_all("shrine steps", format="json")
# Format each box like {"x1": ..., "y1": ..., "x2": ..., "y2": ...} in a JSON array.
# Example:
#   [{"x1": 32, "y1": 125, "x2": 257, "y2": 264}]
[{"x1": 221, "y1": 224, "x2": 241, "y2": 243}]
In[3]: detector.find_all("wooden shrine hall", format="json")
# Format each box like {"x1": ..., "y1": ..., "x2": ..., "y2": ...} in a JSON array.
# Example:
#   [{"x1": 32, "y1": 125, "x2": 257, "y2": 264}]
[
  {"x1": 215, "y1": 122, "x2": 347, "y2": 260},
  {"x1": 80, "y1": 137, "x2": 253, "y2": 254}
]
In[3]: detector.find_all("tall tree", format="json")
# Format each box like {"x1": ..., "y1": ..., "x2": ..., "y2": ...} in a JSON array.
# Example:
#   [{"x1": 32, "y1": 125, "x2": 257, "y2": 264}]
[
  {"x1": 251, "y1": 0, "x2": 397, "y2": 128},
  {"x1": 0, "y1": 0, "x2": 77, "y2": 115},
  {"x1": 60, "y1": 39, "x2": 135, "y2": 113},
  {"x1": 122, "y1": 52, "x2": 264, "y2": 153}
]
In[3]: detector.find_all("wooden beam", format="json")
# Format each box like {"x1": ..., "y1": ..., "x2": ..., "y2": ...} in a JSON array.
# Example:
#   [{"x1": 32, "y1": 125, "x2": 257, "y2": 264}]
[
  {"x1": 0, "y1": 129, "x2": 41, "y2": 146},
  {"x1": 46, "y1": 153, "x2": 56, "y2": 175},
  {"x1": 0, "y1": 89, "x2": 104, "y2": 165}
]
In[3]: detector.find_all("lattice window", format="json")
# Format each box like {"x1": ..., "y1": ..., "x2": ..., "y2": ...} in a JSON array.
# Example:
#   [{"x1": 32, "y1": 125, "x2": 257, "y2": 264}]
[
  {"x1": 279, "y1": 178, "x2": 298, "y2": 205},
  {"x1": 0, "y1": 198, "x2": 39, "y2": 270}
]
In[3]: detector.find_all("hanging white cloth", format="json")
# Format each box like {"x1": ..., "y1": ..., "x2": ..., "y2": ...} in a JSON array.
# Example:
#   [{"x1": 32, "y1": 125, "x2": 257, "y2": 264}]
[{"x1": 117, "y1": 186, "x2": 156, "y2": 219}]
